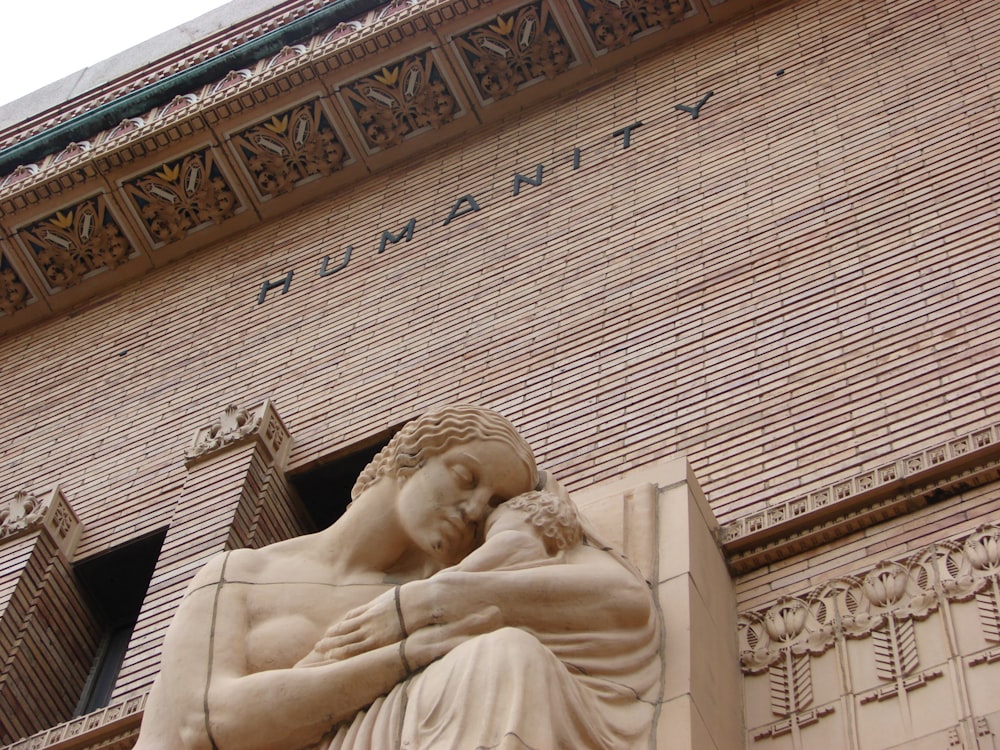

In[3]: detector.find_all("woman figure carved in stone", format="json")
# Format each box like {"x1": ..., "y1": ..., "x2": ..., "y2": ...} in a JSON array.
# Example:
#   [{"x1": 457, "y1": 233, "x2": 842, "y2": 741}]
[{"x1": 135, "y1": 405, "x2": 659, "y2": 750}]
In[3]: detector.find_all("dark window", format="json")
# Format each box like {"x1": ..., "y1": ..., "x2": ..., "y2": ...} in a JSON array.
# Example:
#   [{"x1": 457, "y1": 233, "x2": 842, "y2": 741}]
[
  {"x1": 289, "y1": 426, "x2": 397, "y2": 529},
  {"x1": 74, "y1": 530, "x2": 166, "y2": 714}
]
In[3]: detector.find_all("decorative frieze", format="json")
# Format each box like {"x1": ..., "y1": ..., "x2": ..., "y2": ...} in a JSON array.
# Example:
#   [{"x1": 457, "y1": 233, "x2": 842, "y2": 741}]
[
  {"x1": 740, "y1": 522, "x2": 1000, "y2": 747},
  {"x1": 230, "y1": 100, "x2": 350, "y2": 199},
  {"x1": 452, "y1": 2, "x2": 575, "y2": 102},
  {"x1": 2, "y1": 691, "x2": 147, "y2": 750},
  {"x1": 0, "y1": 253, "x2": 31, "y2": 316},
  {"x1": 18, "y1": 196, "x2": 135, "y2": 291},
  {"x1": 0, "y1": 0, "x2": 722, "y2": 333},
  {"x1": 340, "y1": 50, "x2": 461, "y2": 151},
  {"x1": 573, "y1": 0, "x2": 687, "y2": 52},
  {"x1": 123, "y1": 149, "x2": 240, "y2": 246},
  {"x1": 185, "y1": 400, "x2": 292, "y2": 467},
  {"x1": 723, "y1": 423, "x2": 1000, "y2": 573}
]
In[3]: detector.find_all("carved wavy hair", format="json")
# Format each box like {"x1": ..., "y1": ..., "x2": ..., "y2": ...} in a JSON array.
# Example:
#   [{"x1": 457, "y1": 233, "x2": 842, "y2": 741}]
[
  {"x1": 504, "y1": 489, "x2": 582, "y2": 555},
  {"x1": 351, "y1": 404, "x2": 538, "y2": 501}
]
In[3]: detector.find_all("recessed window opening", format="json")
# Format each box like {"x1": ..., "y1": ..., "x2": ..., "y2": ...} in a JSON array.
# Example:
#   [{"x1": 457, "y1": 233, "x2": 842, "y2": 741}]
[
  {"x1": 74, "y1": 529, "x2": 166, "y2": 715},
  {"x1": 289, "y1": 426, "x2": 398, "y2": 530}
]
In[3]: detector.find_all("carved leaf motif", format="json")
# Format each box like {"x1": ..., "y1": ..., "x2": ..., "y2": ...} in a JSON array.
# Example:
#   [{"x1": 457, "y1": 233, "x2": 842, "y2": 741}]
[
  {"x1": 21, "y1": 198, "x2": 133, "y2": 288},
  {"x1": 976, "y1": 589, "x2": 1000, "y2": 643},
  {"x1": 343, "y1": 52, "x2": 458, "y2": 151},
  {"x1": 126, "y1": 150, "x2": 238, "y2": 244},
  {"x1": 872, "y1": 618, "x2": 918, "y2": 681},
  {"x1": 579, "y1": 0, "x2": 686, "y2": 51},
  {"x1": 769, "y1": 652, "x2": 813, "y2": 717},
  {"x1": 455, "y1": 2, "x2": 574, "y2": 102},
  {"x1": 769, "y1": 661, "x2": 791, "y2": 717},
  {"x1": 233, "y1": 101, "x2": 348, "y2": 198},
  {"x1": 0, "y1": 260, "x2": 30, "y2": 315}
]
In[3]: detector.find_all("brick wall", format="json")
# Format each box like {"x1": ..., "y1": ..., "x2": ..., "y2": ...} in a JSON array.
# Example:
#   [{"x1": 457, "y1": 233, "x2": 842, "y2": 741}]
[{"x1": 0, "y1": 0, "x2": 997, "y2": 702}]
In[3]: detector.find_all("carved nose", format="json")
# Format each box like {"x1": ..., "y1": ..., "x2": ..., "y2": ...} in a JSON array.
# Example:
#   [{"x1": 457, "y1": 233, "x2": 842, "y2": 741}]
[{"x1": 460, "y1": 489, "x2": 491, "y2": 520}]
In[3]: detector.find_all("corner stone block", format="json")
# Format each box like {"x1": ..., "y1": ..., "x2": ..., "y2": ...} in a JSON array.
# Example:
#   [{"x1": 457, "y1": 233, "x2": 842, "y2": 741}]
[{"x1": 573, "y1": 456, "x2": 742, "y2": 750}]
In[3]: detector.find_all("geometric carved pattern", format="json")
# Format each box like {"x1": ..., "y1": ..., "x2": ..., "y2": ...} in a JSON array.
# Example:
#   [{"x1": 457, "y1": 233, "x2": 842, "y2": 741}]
[
  {"x1": 123, "y1": 149, "x2": 240, "y2": 245},
  {"x1": 19, "y1": 196, "x2": 134, "y2": 290},
  {"x1": 230, "y1": 101, "x2": 349, "y2": 199},
  {"x1": 574, "y1": 0, "x2": 686, "y2": 51},
  {"x1": 453, "y1": 2, "x2": 575, "y2": 102},
  {"x1": 769, "y1": 652, "x2": 813, "y2": 717},
  {"x1": 0, "y1": 253, "x2": 31, "y2": 315},
  {"x1": 722, "y1": 422, "x2": 1000, "y2": 573},
  {"x1": 2, "y1": 692, "x2": 147, "y2": 750},
  {"x1": 341, "y1": 51, "x2": 460, "y2": 151}
]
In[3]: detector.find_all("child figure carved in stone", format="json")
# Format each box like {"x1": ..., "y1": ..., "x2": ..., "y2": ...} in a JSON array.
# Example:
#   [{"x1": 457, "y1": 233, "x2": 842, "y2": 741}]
[{"x1": 454, "y1": 489, "x2": 582, "y2": 573}]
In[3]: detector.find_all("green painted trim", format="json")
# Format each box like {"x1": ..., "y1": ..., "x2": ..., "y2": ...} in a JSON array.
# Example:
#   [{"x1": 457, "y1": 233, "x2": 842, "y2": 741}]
[{"x1": 0, "y1": 0, "x2": 385, "y2": 177}]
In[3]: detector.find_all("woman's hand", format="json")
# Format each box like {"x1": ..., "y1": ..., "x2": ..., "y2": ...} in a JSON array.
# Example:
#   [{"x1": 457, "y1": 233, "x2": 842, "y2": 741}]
[
  {"x1": 306, "y1": 585, "x2": 410, "y2": 663},
  {"x1": 405, "y1": 606, "x2": 503, "y2": 666}
]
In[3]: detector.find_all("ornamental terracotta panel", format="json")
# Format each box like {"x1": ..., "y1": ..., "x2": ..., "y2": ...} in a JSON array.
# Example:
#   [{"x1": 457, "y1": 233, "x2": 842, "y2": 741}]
[
  {"x1": 122, "y1": 148, "x2": 242, "y2": 247},
  {"x1": 17, "y1": 195, "x2": 137, "y2": 292},
  {"x1": 0, "y1": 252, "x2": 33, "y2": 316},
  {"x1": 229, "y1": 100, "x2": 352, "y2": 201},
  {"x1": 572, "y1": 0, "x2": 689, "y2": 52},
  {"x1": 452, "y1": 1, "x2": 577, "y2": 104},
  {"x1": 739, "y1": 522, "x2": 1000, "y2": 749},
  {"x1": 338, "y1": 50, "x2": 463, "y2": 153}
]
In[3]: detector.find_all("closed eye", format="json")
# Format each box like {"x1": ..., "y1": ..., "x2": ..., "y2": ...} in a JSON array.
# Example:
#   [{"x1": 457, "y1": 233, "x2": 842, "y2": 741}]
[{"x1": 451, "y1": 463, "x2": 478, "y2": 488}]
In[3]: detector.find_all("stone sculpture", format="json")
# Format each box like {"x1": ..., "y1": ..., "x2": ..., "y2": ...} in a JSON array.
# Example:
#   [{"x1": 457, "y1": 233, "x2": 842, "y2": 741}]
[{"x1": 134, "y1": 404, "x2": 659, "y2": 750}]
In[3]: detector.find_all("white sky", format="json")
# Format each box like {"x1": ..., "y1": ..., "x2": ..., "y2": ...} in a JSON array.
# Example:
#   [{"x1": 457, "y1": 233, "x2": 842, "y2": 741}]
[{"x1": 0, "y1": 1, "x2": 231, "y2": 108}]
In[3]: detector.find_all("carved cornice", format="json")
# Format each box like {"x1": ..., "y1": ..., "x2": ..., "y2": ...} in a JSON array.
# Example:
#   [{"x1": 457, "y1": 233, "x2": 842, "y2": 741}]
[
  {"x1": 0, "y1": 486, "x2": 81, "y2": 555},
  {"x1": 2, "y1": 692, "x2": 146, "y2": 750},
  {"x1": 185, "y1": 399, "x2": 293, "y2": 468},
  {"x1": 0, "y1": 0, "x2": 753, "y2": 337},
  {"x1": 722, "y1": 424, "x2": 1000, "y2": 574}
]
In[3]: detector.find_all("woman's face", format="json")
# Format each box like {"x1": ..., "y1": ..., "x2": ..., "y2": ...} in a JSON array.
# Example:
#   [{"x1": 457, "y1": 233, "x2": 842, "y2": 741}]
[{"x1": 396, "y1": 439, "x2": 533, "y2": 565}]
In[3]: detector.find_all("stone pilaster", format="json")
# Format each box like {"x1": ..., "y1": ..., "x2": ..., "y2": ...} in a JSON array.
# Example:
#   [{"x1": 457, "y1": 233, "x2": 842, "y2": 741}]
[{"x1": 112, "y1": 400, "x2": 309, "y2": 700}]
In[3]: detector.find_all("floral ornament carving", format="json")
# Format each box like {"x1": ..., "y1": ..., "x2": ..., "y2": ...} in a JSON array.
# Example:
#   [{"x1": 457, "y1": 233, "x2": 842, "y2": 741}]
[
  {"x1": 124, "y1": 149, "x2": 239, "y2": 245},
  {"x1": 187, "y1": 405, "x2": 262, "y2": 460},
  {"x1": 186, "y1": 400, "x2": 293, "y2": 467},
  {"x1": 342, "y1": 52, "x2": 459, "y2": 151},
  {"x1": 454, "y1": 2, "x2": 575, "y2": 102},
  {"x1": 0, "y1": 253, "x2": 31, "y2": 315},
  {"x1": 2, "y1": 163, "x2": 39, "y2": 188},
  {"x1": 740, "y1": 595, "x2": 837, "y2": 742},
  {"x1": 740, "y1": 526, "x2": 1000, "y2": 743},
  {"x1": 20, "y1": 196, "x2": 134, "y2": 289},
  {"x1": 575, "y1": 0, "x2": 687, "y2": 51},
  {"x1": 0, "y1": 490, "x2": 47, "y2": 539},
  {"x1": 830, "y1": 559, "x2": 943, "y2": 710},
  {"x1": 0, "y1": 487, "x2": 80, "y2": 551},
  {"x1": 940, "y1": 526, "x2": 1000, "y2": 661},
  {"x1": 231, "y1": 101, "x2": 348, "y2": 199}
]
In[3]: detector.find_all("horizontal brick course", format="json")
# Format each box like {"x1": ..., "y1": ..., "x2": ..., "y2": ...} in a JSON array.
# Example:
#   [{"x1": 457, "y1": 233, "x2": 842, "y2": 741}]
[{"x1": 0, "y1": 0, "x2": 997, "y2": 708}]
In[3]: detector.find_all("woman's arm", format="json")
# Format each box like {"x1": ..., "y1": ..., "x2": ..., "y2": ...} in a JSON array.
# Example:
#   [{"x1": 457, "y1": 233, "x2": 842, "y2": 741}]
[
  {"x1": 317, "y1": 546, "x2": 652, "y2": 662},
  {"x1": 135, "y1": 552, "x2": 500, "y2": 750}
]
